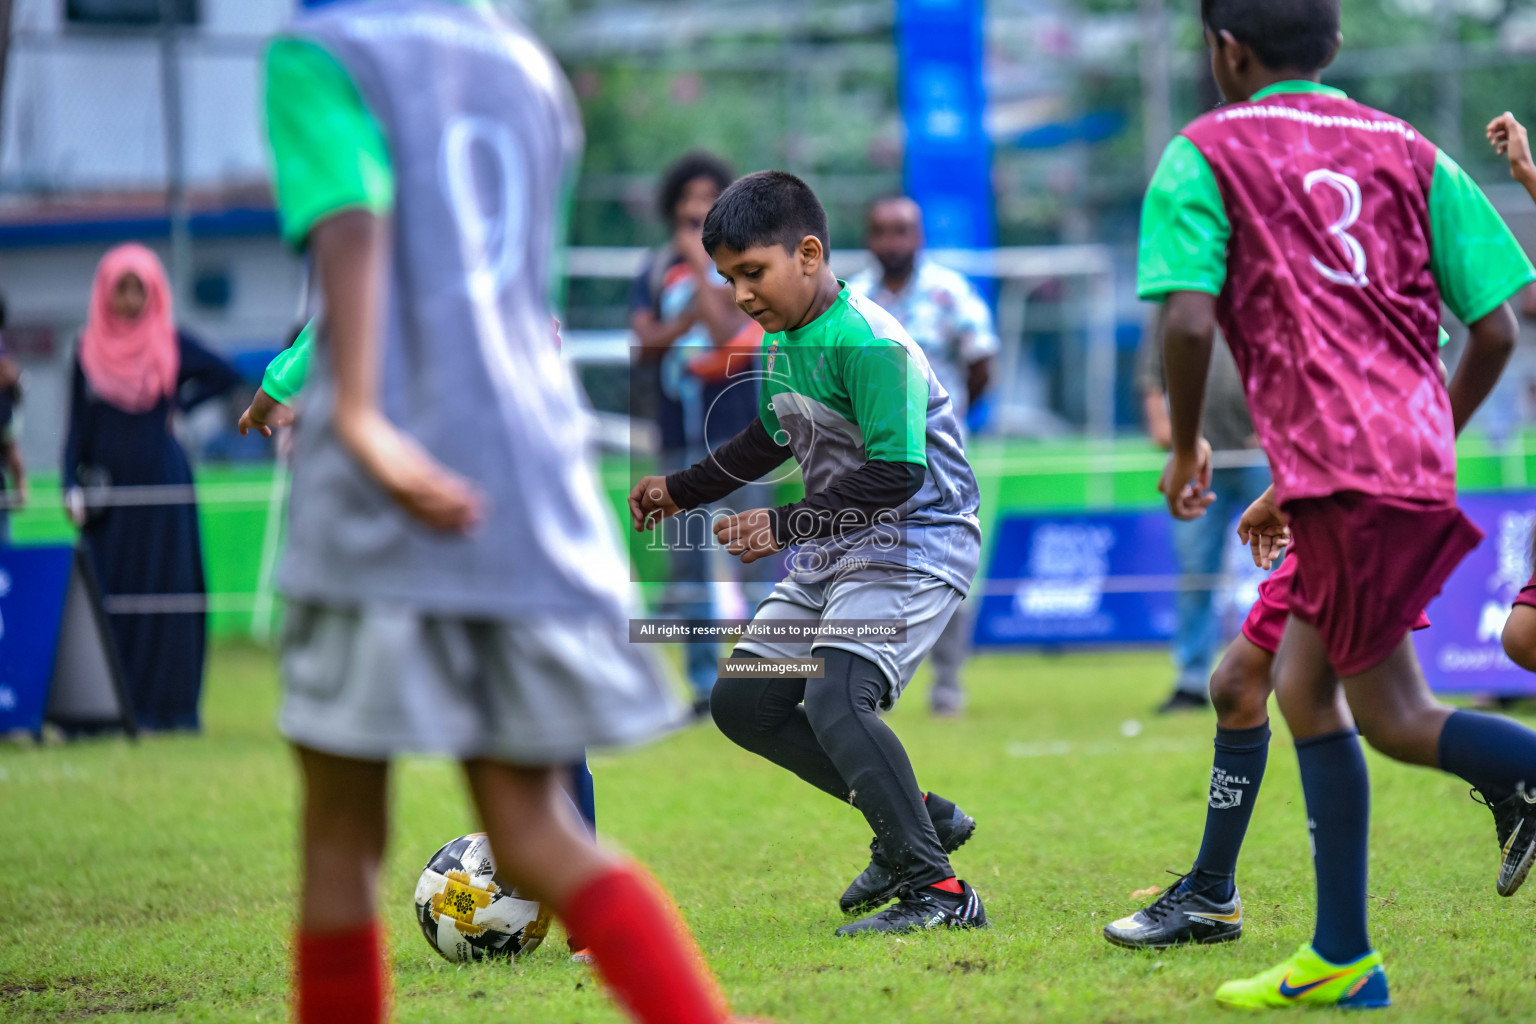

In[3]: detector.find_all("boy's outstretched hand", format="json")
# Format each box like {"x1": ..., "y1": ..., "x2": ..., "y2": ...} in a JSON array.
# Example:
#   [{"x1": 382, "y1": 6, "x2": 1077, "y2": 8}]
[
  {"x1": 1236, "y1": 484, "x2": 1290, "y2": 570},
  {"x1": 629, "y1": 475, "x2": 681, "y2": 531},
  {"x1": 714, "y1": 509, "x2": 782, "y2": 564},
  {"x1": 237, "y1": 386, "x2": 295, "y2": 437},
  {"x1": 337, "y1": 410, "x2": 483, "y2": 533},
  {"x1": 1488, "y1": 112, "x2": 1536, "y2": 188}
]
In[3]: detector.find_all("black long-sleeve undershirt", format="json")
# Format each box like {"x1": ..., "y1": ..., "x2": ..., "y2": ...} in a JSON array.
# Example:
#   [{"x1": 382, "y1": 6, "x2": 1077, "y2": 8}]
[{"x1": 665, "y1": 417, "x2": 925, "y2": 548}]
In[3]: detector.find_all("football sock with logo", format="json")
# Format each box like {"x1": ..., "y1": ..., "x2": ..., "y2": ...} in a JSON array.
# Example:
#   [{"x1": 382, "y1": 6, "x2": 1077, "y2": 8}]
[
  {"x1": 1296, "y1": 730, "x2": 1372, "y2": 965},
  {"x1": 1189, "y1": 722, "x2": 1270, "y2": 901},
  {"x1": 295, "y1": 920, "x2": 385, "y2": 1024},
  {"x1": 1437, "y1": 708, "x2": 1536, "y2": 804},
  {"x1": 560, "y1": 863, "x2": 729, "y2": 1024}
]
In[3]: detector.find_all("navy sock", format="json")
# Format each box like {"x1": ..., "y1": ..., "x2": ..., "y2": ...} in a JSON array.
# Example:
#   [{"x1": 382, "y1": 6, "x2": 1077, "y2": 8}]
[
  {"x1": 1437, "y1": 709, "x2": 1536, "y2": 804},
  {"x1": 569, "y1": 759, "x2": 596, "y2": 833},
  {"x1": 1190, "y1": 722, "x2": 1270, "y2": 901},
  {"x1": 1296, "y1": 730, "x2": 1371, "y2": 965}
]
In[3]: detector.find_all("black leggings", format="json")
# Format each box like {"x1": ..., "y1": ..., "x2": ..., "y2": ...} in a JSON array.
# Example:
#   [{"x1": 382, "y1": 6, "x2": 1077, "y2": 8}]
[{"x1": 710, "y1": 648, "x2": 952, "y2": 888}]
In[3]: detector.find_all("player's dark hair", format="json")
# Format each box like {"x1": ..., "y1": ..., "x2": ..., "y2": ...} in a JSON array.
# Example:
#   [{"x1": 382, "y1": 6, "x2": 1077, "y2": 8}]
[
  {"x1": 702, "y1": 170, "x2": 830, "y2": 257},
  {"x1": 657, "y1": 151, "x2": 734, "y2": 226},
  {"x1": 1201, "y1": 0, "x2": 1340, "y2": 73}
]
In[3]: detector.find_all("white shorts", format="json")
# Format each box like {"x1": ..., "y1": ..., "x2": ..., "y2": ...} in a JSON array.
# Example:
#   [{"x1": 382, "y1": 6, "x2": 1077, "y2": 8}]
[
  {"x1": 280, "y1": 602, "x2": 681, "y2": 764},
  {"x1": 732, "y1": 570, "x2": 962, "y2": 707}
]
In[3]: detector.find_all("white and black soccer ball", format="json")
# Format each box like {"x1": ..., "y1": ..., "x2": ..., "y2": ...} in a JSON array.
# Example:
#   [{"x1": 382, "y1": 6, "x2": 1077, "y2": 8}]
[{"x1": 414, "y1": 833, "x2": 551, "y2": 962}]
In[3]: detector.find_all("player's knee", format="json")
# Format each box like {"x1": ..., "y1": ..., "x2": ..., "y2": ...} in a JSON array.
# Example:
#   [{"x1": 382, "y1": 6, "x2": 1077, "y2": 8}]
[
  {"x1": 709, "y1": 671, "x2": 764, "y2": 744},
  {"x1": 803, "y1": 649, "x2": 884, "y2": 737},
  {"x1": 1355, "y1": 716, "x2": 1414, "y2": 762},
  {"x1": 1209, "y1": 645, "x2": 1272, "y2": 725},
  {"x1": 1503, "y1": 607, "x2": 1536, "y2": 672}
]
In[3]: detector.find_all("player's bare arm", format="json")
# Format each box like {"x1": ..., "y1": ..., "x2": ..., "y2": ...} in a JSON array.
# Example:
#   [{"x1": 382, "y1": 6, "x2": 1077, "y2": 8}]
[
  {"x1": 313, "y1": 210, "x2": 483, "y2": 533},
  {"x1": 1447, "y1": 302, "x2": 1518, "y2": 436},
  {"x1": 1487, "y1": 112, "x2": 1536, "y2": 203},
  {"x1": 237, "y1": 386, "x2": 295, "y2": 438},
  {"x1": 1236, "y1": 484, "x2": 1290, "y2": 570},
  {"x1": 713, "y1": 508, "x2": 782, "y2": 564},
  {"x1": 1156, "y1": 290, "x2": 1218, "y2": 521}
]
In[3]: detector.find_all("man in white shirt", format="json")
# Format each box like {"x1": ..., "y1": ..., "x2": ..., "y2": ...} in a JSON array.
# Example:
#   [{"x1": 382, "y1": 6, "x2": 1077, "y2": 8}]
[{"x1": 848, "y1": 195, "x2": 999, "y2": 716}]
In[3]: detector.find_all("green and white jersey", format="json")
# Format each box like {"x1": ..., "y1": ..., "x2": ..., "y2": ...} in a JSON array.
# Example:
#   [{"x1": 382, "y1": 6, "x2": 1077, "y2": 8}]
[{"x1": 759, "y1": 285, "x2": 981, "y2": 594}]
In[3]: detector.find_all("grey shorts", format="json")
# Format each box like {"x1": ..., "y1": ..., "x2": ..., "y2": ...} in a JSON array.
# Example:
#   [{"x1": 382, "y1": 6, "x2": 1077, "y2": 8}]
[
  {"x1": 279, "y1": 602, "x2": 681, "y2": 764},
  {"x1": 732, "y1": 571, "x2": 963, "y2": 707}
]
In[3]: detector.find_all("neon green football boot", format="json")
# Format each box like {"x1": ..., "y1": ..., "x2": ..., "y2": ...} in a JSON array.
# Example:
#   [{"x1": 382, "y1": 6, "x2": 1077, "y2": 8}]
[{"x1": 1215, "y1": 943, "x2": 1390, "y2": 1010}]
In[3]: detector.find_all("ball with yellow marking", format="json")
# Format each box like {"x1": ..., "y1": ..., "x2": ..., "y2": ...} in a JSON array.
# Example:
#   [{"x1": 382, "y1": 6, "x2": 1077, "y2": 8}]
[{"x1": 413, "y1": 833, "x2": 551, "y2": 962}]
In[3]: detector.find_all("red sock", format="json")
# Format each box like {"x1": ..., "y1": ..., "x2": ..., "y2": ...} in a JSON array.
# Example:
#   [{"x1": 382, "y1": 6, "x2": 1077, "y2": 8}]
[
  {"x1": 560, "y1": 864, "x2": 730, "y2": 1024},
  {"x1": 930, "y1": 877, "x2": 963, "y2": 894},
  {"x1": 295, "y1": 920, "x2": 386, "y2": 1024}
]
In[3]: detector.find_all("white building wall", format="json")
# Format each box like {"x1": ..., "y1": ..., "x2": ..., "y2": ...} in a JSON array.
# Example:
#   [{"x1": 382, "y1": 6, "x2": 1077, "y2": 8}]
[{"x1": 2, "y1": 0, "x2": 292, "y2": 192}]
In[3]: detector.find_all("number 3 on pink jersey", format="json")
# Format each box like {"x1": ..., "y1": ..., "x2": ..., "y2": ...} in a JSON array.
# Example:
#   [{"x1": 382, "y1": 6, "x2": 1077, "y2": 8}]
[{"x1": 1305, "y1": 169, "x2": 1370, "y2": 289}]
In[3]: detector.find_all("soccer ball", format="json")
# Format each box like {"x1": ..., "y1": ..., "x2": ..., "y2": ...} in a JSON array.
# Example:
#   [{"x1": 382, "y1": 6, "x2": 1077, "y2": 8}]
[{"x1": 414, "y1": 833, "x2": 552, "y2": 962}]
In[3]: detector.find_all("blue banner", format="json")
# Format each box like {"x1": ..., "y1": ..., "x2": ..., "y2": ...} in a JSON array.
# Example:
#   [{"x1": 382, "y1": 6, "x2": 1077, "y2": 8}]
[
  {"x1": 1414, "y1": 492, "x2": 1536, "y2": 695},
  {"x1": 976, "y1": 496, "x2": 1536, "y2": 696},
  {"x1": 897, "y1": 0, "x2": 993, "y2": 251},
  {"x1": 976, "y1": 511, "x2": 1187, "y2": 646},
  {"x1": 0, "y1": 546, "x2": 76, "y2": 733}
]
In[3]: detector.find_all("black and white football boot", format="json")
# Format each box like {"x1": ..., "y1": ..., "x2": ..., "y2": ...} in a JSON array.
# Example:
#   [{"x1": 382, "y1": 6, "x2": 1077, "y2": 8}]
[
  {"x1": 839, "y1": 796, "x2": 976, "y2": 914},
  {"x1": 835, "y1": 881, "x2": 987, "y2": 937},
  {"x1": 1472, "y1": 783, "x2": 1536, "y2": 897},
  {"x1": 1102, "y1": 872, "x2": 1242, "y2": 949}
]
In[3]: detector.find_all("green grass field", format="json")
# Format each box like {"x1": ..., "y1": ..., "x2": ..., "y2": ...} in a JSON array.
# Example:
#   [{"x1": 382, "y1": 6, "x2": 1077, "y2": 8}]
[{"x1": 3, "y1": 643, "x2": 1535, "y2": 1023}]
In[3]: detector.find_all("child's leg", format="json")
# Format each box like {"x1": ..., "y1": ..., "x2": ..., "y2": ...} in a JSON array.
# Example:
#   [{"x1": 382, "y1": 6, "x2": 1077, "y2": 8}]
[
  {"x1": 463, "y1": 760, "x2": 730, "y2": 1024},
  {"x1": 803, "y1": 649, "x2": 953, "y2": 889},
  {"x1": 294, "y1": 746, "x2": 390, "y2": 1024},
  {"x1": 1186, "y1": 636, "x2": 1276, "y2": 898},
  {"x1": 1343, "y1": 634, "x2": 1536, "y2": 804},
  {"x1": 710, "y1": 655, "x2": 853, "y2": 800},
  {"x1": 1273, "y1": 619, "x2": 1373, "y2": 965},
  {"x1": 1504, "y1": 604, "x2": 1536, "y2": 672},
  {"x1": 712, "y1": 654, "x2": 972, "y2": 836}
]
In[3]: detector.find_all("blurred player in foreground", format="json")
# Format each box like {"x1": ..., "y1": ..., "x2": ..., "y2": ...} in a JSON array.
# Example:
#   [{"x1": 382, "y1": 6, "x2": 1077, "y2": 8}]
[
  {"x1": 240, "y1": 323, "x2": 600, "y2": 960},
  {"x1": 848, "y1": 195, "x2": 997, "y2": 717},
  {"x1": 630, "y1": 171, "x2": 985, "y2": 935},
  {"x1": 262, "y1": 2, "x2": 741, "y2": 1021},
  {"x1": 1107, "y1": 344, "x2": 1450, "y2": 950},
  {"x1": 1148, "y1": 0, "x2": 1536, "y2": 1008}
]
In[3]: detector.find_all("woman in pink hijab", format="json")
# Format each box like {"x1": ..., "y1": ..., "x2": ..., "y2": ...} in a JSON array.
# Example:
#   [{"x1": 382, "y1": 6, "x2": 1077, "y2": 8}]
[{"x1": 62, "y1": 243, "x2": 241, "y2": 732}]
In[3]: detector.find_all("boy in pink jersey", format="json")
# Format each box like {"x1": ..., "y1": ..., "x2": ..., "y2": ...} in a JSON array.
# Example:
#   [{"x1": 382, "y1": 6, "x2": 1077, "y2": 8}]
[
  {"x1": 1145, "y1": 0, "x2": 1536, "y2": 1009},
  {"x1": 1104, "y1": 485, "x2": 1432, "y2": 951}
]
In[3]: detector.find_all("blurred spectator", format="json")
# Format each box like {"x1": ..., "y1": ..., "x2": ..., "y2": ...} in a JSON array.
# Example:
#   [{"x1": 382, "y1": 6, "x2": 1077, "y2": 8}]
[
  {"x1": 63, "y1": 244, "x2": 241, "y2": 731},
  {"x1": 630, "y1": 152, "x2": 769, "y2": 714},
  {"x1": 1137, "y1": 311, "x2": 1269, "y2": 714},
  {"x1": 0, "y1": 293, "x2": 25, "y2": 543},
  {"x1": 848, "y1": 195, "x2": 998, "y2": 716}
]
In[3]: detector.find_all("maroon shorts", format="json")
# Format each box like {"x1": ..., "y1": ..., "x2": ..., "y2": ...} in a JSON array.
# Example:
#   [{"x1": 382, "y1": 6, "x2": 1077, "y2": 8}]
[
  {"x1": 1283, "y1": 493, "x2": 1482, "y2": 676},
  {"x1": 1516, "y1": 570, "x2": 1536, "y2": 611},
  {"x1": 1241, "y1": 542, "x2": 1432, "y2": 656}
]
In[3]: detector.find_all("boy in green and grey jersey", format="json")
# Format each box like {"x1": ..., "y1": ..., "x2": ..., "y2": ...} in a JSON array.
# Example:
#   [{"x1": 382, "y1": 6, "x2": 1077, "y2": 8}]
[{"x1": 630, "y1": 171, "x2": 986, "y2": 936}]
